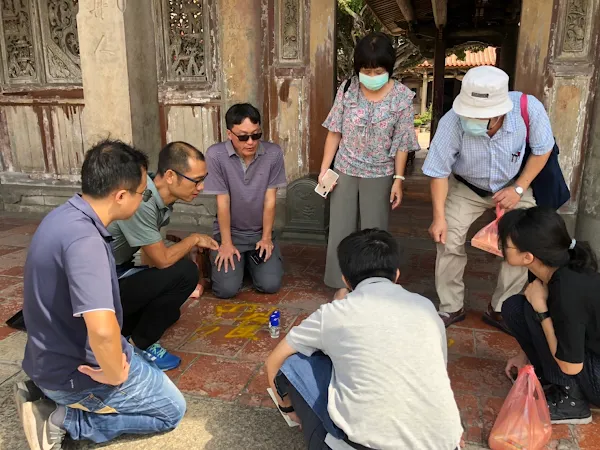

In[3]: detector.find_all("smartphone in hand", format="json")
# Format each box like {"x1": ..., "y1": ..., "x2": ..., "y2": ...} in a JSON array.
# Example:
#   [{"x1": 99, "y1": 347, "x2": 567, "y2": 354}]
[
  {"x1": 249, "y1": 249, "x2": 265, "y2": 265},
  {"x1": 314, "y1": 169, "x2": 339, "y2": 198}
]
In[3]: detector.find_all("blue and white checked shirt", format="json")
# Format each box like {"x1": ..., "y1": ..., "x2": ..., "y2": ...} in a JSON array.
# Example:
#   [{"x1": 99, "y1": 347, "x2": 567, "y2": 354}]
[{"x1": 422, "y1": 91, "x2": 555, "y2": 193}]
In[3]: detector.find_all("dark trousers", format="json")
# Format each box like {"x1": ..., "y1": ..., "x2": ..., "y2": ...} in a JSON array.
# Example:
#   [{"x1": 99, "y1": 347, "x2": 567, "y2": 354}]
[
  {"x1": 210, "y1": 233, "x2": 284, "y2": 299},
  {"x1": 502, "y1": 295, "x2": 600, "y2": 406},
  {"x1": 120, "y1": 259, "x2": 199, "y2": 350}
]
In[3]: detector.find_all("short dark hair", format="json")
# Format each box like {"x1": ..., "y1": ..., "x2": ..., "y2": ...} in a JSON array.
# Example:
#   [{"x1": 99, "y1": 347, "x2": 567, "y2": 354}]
[
  {"x1": 81, "y1": 139, "x2": 148, "y2": 199},
  {"x1": 499, "y1": 207, "x2": 598, "y2": 273},
  {"x1": 157, "y1": 141, "x2": 205, "y2": 177},
  {"x1": 354, "y1": 32, "x2": 396, "y2": 77},
  {"x1": 337, "y1": 228, "x2": 400, "y2": 289},
  {"x1": 225, "y1": 103, "x2": 261, "y2": 130}
]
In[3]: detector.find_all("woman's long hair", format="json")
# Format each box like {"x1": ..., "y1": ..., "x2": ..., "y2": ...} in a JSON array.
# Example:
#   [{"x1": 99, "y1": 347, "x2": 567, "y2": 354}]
[{"x1": 498, "y1": 206, "x2": 598, "y2": 273}]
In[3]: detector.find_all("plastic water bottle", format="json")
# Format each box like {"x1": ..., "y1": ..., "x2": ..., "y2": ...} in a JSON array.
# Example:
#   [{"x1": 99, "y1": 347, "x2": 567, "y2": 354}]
[{"x1": 269, "y1": 310, "x2": 281, "y2": 338}]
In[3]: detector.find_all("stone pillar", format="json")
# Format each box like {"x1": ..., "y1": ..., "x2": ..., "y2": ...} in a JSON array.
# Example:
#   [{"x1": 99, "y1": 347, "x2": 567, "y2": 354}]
[
  {"x1": 308, "y1": 0, "x2": 336, "y2": 173},
  {"x1": 431, "y1": 28, "x2": 446, "y2": 138},
  {"x1": 77, "y1": 0, "x2": 161, "y2": 167},
  {"x1": 576, "y1": 83, "x2": 600, "y2": 253},
  {"x1": 421, "y1": 73, "x2": 428, "y2": 115},
  {"x1": 515, "y1": 0, "x2": 600, "y2": 230},
  {"x1": 220, "y1": 0, "x2": 263, "y2": 113}
]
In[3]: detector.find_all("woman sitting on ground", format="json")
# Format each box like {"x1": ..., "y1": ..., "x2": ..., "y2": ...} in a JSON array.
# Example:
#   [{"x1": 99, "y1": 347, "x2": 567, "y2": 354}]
[{"x1": 499, "y1": 206, "x2": 600, "y2": 424}]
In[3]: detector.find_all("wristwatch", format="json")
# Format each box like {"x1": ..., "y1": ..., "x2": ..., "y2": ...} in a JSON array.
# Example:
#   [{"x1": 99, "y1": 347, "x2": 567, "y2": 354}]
[
  {"x1": 278, "y1": 404, "x2": 295, "y2": 414},
  {"x1": 534, "y1": 311, "x2": 551, "y2": 323},
  {"x1": 514, "y1": 185, "x2": 524, "y2": 197},
  {"x1": 393, "y1": 175, "x2": 406, "y2": 181}
]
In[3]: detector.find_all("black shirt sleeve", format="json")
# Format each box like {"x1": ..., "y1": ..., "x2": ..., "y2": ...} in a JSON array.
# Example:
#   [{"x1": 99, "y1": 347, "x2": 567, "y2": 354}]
[{"x1": 549, "y1": 271, "x2": 586, "y2": 364}]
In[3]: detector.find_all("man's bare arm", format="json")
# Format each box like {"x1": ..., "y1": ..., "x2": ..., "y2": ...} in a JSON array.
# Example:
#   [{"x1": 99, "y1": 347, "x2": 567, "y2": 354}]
[
  {"x1": 262, "y1": 188, "x2": 277, "y2": 241},
  {"x1": 216, "y1": 194, "x2": 232, "y2": 244},
  {"x1": 142, "y1": 233, "x2": 217, "y2": 270},
  {"x1": 82, "y1": 310, "x2": 129, "y2": 385},
  {"x1": 265, "y1": 339, "x2": 298, "y2": 407}
]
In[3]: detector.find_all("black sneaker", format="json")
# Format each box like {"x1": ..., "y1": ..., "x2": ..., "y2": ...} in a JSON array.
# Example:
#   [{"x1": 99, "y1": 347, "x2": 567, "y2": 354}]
[
  {"x1": 13, "y1": 380, "x2": 46, "y2": 423},
  {"x1": 546, "y1": 384, "x2": 592, "y2": 424},
  {"x1": 21, "y1": 399, "x2": 66, "y2": 450}
]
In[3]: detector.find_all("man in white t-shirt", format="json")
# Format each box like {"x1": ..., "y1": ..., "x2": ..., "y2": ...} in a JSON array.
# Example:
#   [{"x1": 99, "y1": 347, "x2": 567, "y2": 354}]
[{"x1": 265, "y1": 229, "x2": 463, "y2": 450}]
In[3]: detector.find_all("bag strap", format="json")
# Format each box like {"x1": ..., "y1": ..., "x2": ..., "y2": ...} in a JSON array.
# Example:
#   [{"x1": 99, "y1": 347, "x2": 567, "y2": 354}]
[
  {"x1": 520, "y1": 93, "x2": 530, "y2": 144},
  {"x1": 343, "y1": 78, "x2": 351, "y2": 94}
]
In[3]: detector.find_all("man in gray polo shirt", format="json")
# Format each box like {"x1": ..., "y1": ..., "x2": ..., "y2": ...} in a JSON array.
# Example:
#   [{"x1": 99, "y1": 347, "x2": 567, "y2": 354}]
[
  {"x1": 265, "y1": 229, "x2": 463, "y2": 449},
  {"x1": 204, "y1": 103, "x2": 287, "y2": 298},
  {"x1": 15, "y1": 140, "x2": 186, "y2": 448},
  {"x1": 108, "y1": 142, "x2": 218, "y2": 371}
]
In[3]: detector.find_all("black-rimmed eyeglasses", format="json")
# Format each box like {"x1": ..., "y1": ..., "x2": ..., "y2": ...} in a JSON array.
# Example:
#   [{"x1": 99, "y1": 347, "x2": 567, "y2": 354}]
[
  {"x1": 171, "y1": 169, "x2": 207, "y2": 188},
  {"x1": 231, "y1": 131, "x2": 262, "y2": 142},
  {"x1": 135, "y1": 189, "x2": 153, "y2": 202}
]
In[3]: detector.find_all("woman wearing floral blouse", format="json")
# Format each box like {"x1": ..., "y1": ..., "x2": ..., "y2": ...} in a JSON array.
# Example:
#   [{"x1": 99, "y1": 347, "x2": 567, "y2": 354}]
[{"x1": 320, "y1": 32, "x2": 420, "y2": 299}]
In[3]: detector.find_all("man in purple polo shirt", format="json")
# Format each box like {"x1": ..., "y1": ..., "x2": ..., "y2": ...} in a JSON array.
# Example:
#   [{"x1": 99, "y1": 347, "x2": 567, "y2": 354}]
[
  {"x1": 204, "y1": 103, "x2": 287, "y2": 298},
  {"x1": 14, "y1": 140, "x2": 186, "y2": 449}
]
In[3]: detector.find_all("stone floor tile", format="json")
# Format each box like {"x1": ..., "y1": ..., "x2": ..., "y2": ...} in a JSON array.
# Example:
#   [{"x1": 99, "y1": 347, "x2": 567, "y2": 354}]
[
  {"x1": 179, "y1": 324, "x2": 253, "y2": 356},
  {"x1": 448, "y1": 328, "x2": 476, "y2": 356},
  {"x1": 237, "y1": 329, "x2": 286, "y2": 362},
  {"x1": 0, "y1": 332, "x2": 26, "y2": 364},
  {"x1": 0, "y1": 245, "x2": 22, "y2": 257},
  {"x1": 159, "y1": 317, "x2": 199, "y2": 350},
  {"x1": 455, "y1": 393, "x2": 483, "y2": 444},
  {"x1": 165, "y1": 351, "x2": 199, "y2": 383},
  {"x1": 0, "y1": 280, "x2": 23, "y2": 300},
  {"x1": 0, "y1": 325, "x2": 18, "y2": 341},
  {"x1": 0, "y1": 298, "x2": 23, "y2": 324},
  {"x1": 0, "y1": 276, "x2": 22, "y2": 293},
  {"x1": 277, "y1": 287, "x2": 332, "y2": 311},
  {"x1": 244, "y1": 365, "x2": 269, "y2": 397},
  {"x1": 574, "y1": 416, "x2": 600, "y2": 449},
  {"x1": 454, "y1": 311, "x2": 498, "y2": 331},
  {"x1": 474, "y1": 330, "x2": 520, "y2": 361},
  {"x1": 0, "y1": 266, "x2": 24, "y2": 277},
  {"x1": 448, "y1": 356, "x2": 512, "y2": 397},
  {"x1": 297, "y1": 245, "x2": 327, "y2": 260},
  {"x1": 178, "y1": 355, "x2": 259, "y2": 401}
]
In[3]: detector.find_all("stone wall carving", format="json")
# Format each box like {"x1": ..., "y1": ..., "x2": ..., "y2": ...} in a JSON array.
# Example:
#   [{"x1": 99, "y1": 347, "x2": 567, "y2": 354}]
[
  {"x1": 165, "y1": 0, "x2": 206, "y2": 81},
  {"x1": 282, "y1": 0, "x2": 299, "y2": 60},
  {"x1": 1, "y1": 0, "x2": 38, "y2": 83},
  {"x1": 276, "y1": 0, "x2": 302, "y2": 64},
  {"x1": 563, "y1": 0, "x2": 587, "y2": 53},
  {"x1": 40, "y1": 0, "x2": 81, "y2": 82}
]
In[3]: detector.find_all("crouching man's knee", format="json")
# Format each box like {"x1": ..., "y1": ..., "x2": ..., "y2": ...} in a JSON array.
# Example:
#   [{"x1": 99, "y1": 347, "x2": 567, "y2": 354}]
[
  {"x1": 161, "y1": 388, "x2": 187, "y2": 431},
  {"x1": 255, "y1": 274, "x2": 283, "y2": 294}
]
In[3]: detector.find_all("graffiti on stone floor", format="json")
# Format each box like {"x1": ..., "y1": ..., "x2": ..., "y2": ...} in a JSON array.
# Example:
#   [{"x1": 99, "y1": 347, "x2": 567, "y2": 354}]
[{"x1": 191, "y1": 303, "x2": 278, "y2": 341}]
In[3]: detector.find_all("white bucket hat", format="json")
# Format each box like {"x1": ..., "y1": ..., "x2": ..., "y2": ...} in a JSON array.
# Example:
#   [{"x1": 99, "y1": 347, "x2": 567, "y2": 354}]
[{"x1": 452, "y1": 66, "x2": 514, "y2": 119}]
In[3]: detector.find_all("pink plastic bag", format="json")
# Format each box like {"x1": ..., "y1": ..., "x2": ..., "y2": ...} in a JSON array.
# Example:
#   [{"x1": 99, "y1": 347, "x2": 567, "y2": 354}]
[
  {"x1": 472, "y1": 204, "x2": 504, "y2": 257},
  {"x1": 488, "y1": 365, "x2": 552, "y2": 450}
]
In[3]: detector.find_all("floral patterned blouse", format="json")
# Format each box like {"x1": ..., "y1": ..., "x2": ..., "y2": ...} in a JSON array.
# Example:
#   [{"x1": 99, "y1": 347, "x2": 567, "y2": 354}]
[{"x1": 322, "y1": 77, "x2": 420, "y2": 178}]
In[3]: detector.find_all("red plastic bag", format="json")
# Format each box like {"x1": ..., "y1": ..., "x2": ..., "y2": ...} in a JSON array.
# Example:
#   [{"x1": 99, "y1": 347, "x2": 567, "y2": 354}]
[
  {"x1": 488, "y1": 365, "x2": 552, "y2": 450},
  {"x1": 472, "y1": 204, "x2": 505, "y2": 257}
]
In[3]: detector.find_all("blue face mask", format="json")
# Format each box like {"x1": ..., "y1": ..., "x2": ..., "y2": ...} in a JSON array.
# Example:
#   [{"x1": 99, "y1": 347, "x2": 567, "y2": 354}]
[
  {"x1": 460, "y1": 117, "x2": 491, "y2": 137},
  {"x1": 359, "y1": 72, "x2": 389, "y2": 91}
]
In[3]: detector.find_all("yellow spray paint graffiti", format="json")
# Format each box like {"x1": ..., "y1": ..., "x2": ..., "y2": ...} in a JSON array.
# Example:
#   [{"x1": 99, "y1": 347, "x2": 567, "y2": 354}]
[{"x1": 191, "y1": 303, "x2": 278, "y2": 341}]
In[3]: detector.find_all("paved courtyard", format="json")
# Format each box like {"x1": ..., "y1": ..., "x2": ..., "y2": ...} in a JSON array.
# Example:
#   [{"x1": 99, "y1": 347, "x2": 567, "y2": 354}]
[{"x1": 0, "y1": 208, "x2": 598, "y2": 449}]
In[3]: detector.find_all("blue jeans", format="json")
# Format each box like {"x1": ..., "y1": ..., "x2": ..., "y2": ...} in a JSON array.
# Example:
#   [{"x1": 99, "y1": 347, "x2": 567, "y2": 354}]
[{"x1": 41, "y1": 353, "x2": 186, "y2": 443}]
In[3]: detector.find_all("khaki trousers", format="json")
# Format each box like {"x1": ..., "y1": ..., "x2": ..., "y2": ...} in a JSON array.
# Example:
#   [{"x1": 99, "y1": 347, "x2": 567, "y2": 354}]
[{"x1": 436, "y1": 178, "x2": 536, "y2": 313}]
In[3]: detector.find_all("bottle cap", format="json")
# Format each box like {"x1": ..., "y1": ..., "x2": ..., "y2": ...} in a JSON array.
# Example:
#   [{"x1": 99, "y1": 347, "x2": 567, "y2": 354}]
[{"x1": 269, "y1": 316, "x2": 280, "y2": 327}]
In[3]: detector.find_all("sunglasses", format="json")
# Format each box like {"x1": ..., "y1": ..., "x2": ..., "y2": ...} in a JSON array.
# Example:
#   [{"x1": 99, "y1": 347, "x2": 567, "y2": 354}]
[
  {"x1": 135, "y1": 189, "x2": 153, "y2": 202},
  {"x1": 171, "y1": 169, "x2": 207, "y2": 188},
  {"x1": 231, "y1": 131, "x2": 262, "y2": 142}
]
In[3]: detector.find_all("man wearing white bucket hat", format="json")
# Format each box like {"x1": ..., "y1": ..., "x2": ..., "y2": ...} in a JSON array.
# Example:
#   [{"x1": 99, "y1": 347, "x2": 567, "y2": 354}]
[{"x1": 422, "y1": 66, "x2": 555, "y2": 333}]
